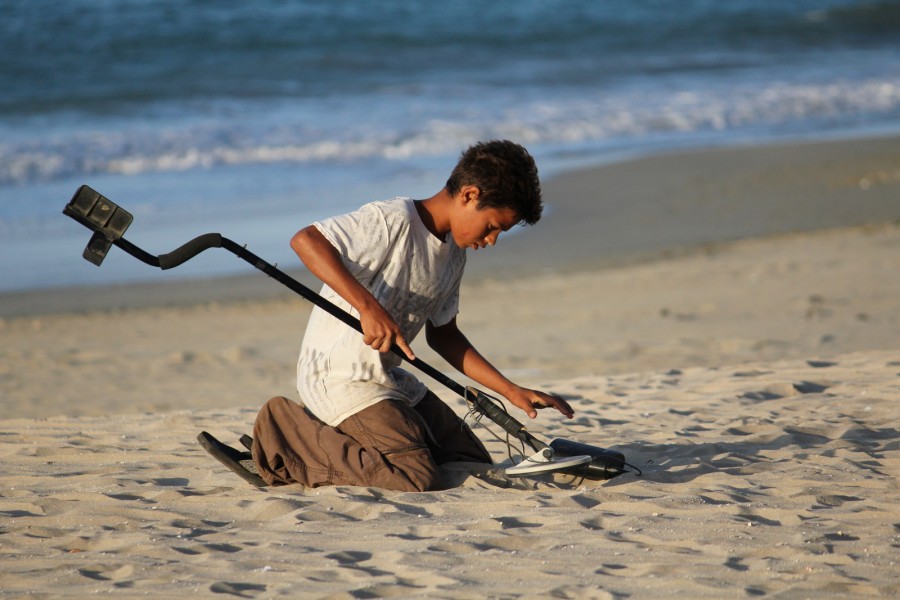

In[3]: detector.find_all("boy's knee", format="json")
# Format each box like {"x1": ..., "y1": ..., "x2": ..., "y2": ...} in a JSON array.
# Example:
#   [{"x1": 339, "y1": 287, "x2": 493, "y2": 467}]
[{"x1": 371, "y1": 449, "x2": 445, "y2": 492}]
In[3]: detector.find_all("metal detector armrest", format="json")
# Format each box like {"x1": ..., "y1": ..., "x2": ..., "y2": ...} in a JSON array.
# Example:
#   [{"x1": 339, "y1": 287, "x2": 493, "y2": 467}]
[{"x1": 63, "y1": 185, "x2": 134, "y2": 266}]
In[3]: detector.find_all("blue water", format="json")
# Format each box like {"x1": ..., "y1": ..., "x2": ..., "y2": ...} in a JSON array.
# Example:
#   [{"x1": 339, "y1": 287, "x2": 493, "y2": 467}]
[{"x1": 3, "y1": 0, "x2": 900, "y2": 292}]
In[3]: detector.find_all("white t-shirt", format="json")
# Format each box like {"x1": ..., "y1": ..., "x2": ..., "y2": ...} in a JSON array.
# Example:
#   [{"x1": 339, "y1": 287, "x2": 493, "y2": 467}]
[{"x1": 296, "y1": 198, "x2": 466, "y2": 426}]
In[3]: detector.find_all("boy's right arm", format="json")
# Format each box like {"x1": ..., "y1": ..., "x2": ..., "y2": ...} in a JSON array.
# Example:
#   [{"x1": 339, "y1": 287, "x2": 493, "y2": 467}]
[{"x1": 291, "y1": 226, "x2": 415, "y2": 360}]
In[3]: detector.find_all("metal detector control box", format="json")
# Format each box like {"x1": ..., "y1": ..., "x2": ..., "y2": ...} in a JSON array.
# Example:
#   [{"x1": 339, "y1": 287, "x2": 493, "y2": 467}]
[{"x1": 63, "y1": 185, "x2": 134, "y2": 266}]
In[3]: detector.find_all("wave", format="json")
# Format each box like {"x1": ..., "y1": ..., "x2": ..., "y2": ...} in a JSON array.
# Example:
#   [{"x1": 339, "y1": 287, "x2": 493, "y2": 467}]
[{"x1": 2, "y1": 75, "x2": 899, "y2": 187}]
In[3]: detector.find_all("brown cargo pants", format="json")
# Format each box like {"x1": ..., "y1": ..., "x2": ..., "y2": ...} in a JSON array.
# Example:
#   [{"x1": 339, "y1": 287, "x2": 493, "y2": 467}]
[{"x1": 251, "y1": 391, "x2": 492, "y2": 492}]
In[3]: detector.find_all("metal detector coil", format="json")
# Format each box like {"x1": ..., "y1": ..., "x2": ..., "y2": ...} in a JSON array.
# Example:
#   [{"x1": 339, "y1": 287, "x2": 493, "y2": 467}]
[{"x1": 505, "y1": 449, "x2": 592, "y2": 477}]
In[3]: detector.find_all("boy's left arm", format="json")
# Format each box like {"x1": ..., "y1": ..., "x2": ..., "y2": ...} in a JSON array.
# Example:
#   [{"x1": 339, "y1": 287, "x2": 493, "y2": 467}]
[{"x1": 426, "y1": 318, "x2": 574, "y2": 419}]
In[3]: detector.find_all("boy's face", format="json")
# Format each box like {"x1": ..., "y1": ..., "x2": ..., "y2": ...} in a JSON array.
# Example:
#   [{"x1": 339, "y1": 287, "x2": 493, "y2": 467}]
[{"x1": 449, "y1": 187, "x2": 520, "y2": 251}]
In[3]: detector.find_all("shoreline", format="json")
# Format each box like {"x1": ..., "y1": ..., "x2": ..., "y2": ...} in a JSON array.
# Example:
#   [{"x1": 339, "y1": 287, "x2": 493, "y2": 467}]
[
  {"x1": 476, "y1": 132, "x2": 900, "y2": 277},
  {"x1": 3, "y1": 132, "x2": 899, "y2": 319}
]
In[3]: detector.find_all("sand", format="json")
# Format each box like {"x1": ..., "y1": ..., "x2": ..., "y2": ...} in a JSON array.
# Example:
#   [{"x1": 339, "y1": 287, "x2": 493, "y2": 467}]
[{"x1": 1, "y1": 134, "x2": 899, "y2": 598}]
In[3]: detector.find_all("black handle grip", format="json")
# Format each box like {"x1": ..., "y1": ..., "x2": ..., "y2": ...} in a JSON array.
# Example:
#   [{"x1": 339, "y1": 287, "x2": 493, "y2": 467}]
[{"x1": 158, "y1": 233, "x2": 223, "y2": 270}]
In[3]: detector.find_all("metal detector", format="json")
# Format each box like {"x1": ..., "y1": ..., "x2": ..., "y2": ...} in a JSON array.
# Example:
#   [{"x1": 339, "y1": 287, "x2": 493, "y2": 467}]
[{"x1": 64, "y1": 185, "x2": 631, "y2": 480}]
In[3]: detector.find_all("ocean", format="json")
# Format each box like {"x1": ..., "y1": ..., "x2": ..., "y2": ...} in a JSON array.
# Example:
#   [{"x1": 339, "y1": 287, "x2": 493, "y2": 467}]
[{"x1": 2, "y1": 0, "x2": 899, "y2": 292}]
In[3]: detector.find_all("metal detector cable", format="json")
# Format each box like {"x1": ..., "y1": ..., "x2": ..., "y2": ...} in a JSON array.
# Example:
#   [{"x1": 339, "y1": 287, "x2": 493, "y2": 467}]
[{"x1": 462, "y1": 388, "x2": 530, "y2": 467}]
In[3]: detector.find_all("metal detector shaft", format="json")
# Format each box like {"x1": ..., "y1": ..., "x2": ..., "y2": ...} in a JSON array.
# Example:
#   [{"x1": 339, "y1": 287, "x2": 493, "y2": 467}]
[{"x1": 64, "y1": 185, "x2": 547, "y2": 454}]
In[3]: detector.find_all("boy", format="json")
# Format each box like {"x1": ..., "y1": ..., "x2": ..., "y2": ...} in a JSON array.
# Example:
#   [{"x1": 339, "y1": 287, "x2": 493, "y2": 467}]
[{"x1": 251, "y1": 140, "x2": 574, "y2": 492}]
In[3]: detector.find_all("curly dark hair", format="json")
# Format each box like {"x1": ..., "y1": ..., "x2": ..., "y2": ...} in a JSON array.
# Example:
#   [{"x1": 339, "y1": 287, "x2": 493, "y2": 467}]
[{"x1": 445, "y1": 140, "x2": 542, "y2": 225}]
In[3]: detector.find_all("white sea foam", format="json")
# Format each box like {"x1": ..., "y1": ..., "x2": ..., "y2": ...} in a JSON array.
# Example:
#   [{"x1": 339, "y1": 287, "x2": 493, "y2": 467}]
[{"x1": 2, "y1": 76, "x2": 897, "y2": 188}]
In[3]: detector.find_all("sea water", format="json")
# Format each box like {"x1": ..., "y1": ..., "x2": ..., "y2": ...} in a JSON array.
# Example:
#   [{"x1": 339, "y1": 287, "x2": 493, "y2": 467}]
[{"x1": 2, "y1": 0, "x2": 899, "y2": 292}]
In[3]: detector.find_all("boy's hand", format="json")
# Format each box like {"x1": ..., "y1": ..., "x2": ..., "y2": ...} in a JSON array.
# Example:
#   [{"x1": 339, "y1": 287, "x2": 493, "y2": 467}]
[
  {"x1": 505, "y1": 386, "x2": 574, "y2": 420},
  {"x1": 360, "y1": 302, "x2": 415, "y2": 361},
  {"x1": 291, "y1": 225, "x2": 415, "y2": 361}
]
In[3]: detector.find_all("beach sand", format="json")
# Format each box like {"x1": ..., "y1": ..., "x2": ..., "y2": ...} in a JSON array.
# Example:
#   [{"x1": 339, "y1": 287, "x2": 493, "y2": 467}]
[{"x1": 1, "y1": 135, "x2": 899, "y2": 598}]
